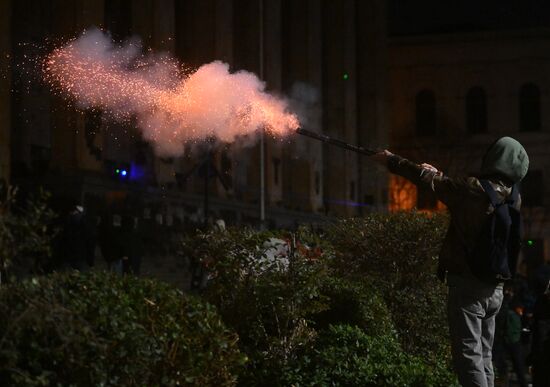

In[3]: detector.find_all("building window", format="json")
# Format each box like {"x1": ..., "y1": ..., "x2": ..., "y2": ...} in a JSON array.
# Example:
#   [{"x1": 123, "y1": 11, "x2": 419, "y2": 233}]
[
  {"x1": 519, "y1": 83, "x2": 541, "y2": 132},
  {"x1": 520, "y1": 170, "x2": 543, "y2": 207},
  {"x1": 232, "y1": 0, "x2": 260, "y2": 73},
  {"x1": 104, "y1": 0, "x2": 133, "y2": 41},
  {"x1": 363, "y1": 194, "x2": 374, "y2": 205},
  {"x1": 466, "y1": 87, "x2": 488, "y2": 134},
  {"x1": 415, "y1": 89, "x2": 436, "y2": 136},
  {"x1": 84, "y1": 111, "x2": 102, "y2": 161},
  {"x1": 221, "y1": 150, "x2": 233, "y2": 189},
  {"x1": 349, "y1": 181, "x2": 356, "y2": 201},
  {"x1": 272, "y1": 158, "x2": 281, "y2": 186},
  {"x1": 221, "y1": 151, "x2": 232, "y2": 174},
  {"x1": 30, "y1": 145, "x2": 51, "y2": 176},
  {"x1": 315, "y1": 172, "x2": 321, "y2": 195}
]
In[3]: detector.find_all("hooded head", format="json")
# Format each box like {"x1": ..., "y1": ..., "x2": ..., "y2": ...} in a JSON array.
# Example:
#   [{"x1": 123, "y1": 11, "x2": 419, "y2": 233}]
[{"x1": 480, "y1": 137, "x2": 529, "y2": 184}]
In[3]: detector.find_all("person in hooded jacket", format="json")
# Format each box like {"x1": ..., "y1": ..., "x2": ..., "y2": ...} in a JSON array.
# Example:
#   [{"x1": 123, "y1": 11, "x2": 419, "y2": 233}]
[{"x1": 372, "y1": 137, "x2": 529, "y2": 387}]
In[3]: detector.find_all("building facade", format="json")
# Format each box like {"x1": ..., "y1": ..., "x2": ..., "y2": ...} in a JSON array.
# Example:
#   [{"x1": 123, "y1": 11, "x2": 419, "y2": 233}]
[
  {"x1": 388, "y1": 28, "x2": 550, "y2": 265},
  {"x1": 0, "y1": 0, "x2": 11, "y2": 185},
  {"x1": 2, "y1": 0, "x2": 389, "y2": 227}
]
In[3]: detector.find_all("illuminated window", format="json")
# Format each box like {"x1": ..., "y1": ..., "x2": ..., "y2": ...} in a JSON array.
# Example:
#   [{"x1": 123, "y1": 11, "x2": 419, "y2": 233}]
[
  {"x1": 389, "y1": 175, "x2": 445, "y2": 212},
  {"x1": 466, "y1": 87, "x2": 487, "y2": 134},
  {"x1": 389, "y1": 175, "x2": 416, "y2": 211}
]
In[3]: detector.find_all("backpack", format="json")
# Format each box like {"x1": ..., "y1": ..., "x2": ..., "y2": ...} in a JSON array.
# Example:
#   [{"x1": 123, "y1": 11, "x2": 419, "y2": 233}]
[{"x1": 467, "y1": 179, "x2": 522, "y2": 284}]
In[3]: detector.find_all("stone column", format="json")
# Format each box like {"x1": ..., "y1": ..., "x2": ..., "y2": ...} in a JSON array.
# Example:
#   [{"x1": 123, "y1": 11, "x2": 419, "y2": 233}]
[
  {"x1": 75, "y1": 0, "x2": 105, "y2": 173},
  {"x1": 231, "y1": 0, "x2": 260, "y2": 205},
  {"x1": 144, "y1": 0, "x2": 177, "y2": 188},
  {"x1": 356, "y1": 0, "x2": 389, "y2": 212},
  {"x1": 307, "y1": 0, "x2": 324, "y2": 212},
  {"x1": 343, "y1": 0, "x2": 358, "y2": 215},
  {"x1": 263, "y1": 0, "x2": 283, "y2": 206},
  {"x1": 215, "y1": 0, "x2": 233, "y2": 64},
  {"x1": 49, "y1": 0, "x2": 79, "y2": 171},
  {"x1": 0, "y1": 0, "x2": 11, "y2": 182},
  {"x1": 279, "y1": 0, "x2": 321, "y2": 213},
  {"x1": 322, "y1": 0, "x2": 357, "y2": 216},
  {"x1": 214, "y1": 0, "x2": 235, "y2": 199}
]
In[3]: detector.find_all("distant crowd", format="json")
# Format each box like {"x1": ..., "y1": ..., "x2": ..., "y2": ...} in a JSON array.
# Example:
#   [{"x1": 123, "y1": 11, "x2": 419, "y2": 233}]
[
  {"x1": 50, "y1": 201, "x2": 201, "y2": 277},
  {"x1": 493, "y1": 261, "x2": 550, "y2": 386}
]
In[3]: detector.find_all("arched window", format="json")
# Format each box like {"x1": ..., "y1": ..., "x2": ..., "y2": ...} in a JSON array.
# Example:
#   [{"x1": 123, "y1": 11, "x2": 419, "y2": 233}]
[
  {"x1": 416, "y1": 89, "x2": 436, "y2": 136},
  {"x1": 466, "y1": 87, "x2": 487, "y2": 134},
  {"x1": 104, "y1": 0, "x2": 133, "y2": 41},
  {"x1": 520, "y1": 170, "x2": 543, "y2": 207},
  {"x1": 519, "y1": 83, "x2": 541, "y2": 132}
]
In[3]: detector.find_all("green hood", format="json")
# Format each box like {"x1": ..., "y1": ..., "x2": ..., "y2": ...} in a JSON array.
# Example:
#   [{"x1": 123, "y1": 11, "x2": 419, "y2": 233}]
[{"x1": 480, "y1": 137, "x2": 529, "y2": 184}]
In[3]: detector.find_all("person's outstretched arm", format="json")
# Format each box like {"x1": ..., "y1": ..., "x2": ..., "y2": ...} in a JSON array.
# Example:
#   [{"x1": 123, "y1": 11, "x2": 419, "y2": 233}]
[{"x1": 371, "y1": 150, "x2": 471, "y2": 208}]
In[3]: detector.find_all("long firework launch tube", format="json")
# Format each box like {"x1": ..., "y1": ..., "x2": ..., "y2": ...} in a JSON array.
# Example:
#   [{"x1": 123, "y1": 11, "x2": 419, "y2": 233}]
[{"x1": 295, "y1": 128, "x2": 379, "y2": 156}]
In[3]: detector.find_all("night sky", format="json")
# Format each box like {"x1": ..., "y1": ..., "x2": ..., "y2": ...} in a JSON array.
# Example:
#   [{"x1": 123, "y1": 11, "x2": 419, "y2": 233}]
[{"x1": 389, "y1": 0, "x2": 550, "y2": 36}]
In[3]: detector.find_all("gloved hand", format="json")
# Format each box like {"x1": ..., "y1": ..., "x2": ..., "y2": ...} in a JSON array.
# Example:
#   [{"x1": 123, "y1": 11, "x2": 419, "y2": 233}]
[
  {"x1": 370, "y1": 150, "x2": 394, "y2": 166},
  {"x1": 420, "y1": 163, "x2": 443, "y2": 176}
]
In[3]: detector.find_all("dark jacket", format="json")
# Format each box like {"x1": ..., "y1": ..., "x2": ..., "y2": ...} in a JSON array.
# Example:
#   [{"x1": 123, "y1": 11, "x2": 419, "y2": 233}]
[{"x1": 387, "y1": 137, "x2": 529, "y2": 280}]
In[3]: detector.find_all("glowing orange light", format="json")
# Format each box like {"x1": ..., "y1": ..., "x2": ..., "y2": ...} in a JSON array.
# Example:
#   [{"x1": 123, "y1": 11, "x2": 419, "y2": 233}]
[
  {"x1": 388, "y1": 175, "x2": 446, "y2": 212},
  {"x1": 389, "y1": 175, "x2": 416, "y2": 211}
]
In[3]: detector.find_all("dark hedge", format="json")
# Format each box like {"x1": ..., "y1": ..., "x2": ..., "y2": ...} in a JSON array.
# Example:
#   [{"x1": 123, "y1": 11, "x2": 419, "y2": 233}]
[
  {"x1": 181, "y1": 213, "x2": 458, "y2": 386},
  {"x1": 0, "y1": 271, "x2": 244, "y2": 386}
]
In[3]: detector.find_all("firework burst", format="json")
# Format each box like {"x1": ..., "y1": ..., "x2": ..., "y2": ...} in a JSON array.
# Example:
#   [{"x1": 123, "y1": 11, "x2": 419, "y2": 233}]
[{"x1": 44, "y1": 28, "x2": 300, "y2": 156}]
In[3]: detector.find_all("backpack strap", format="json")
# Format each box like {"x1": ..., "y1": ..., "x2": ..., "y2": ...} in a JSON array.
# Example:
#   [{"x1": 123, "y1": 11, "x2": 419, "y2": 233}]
[
  {"x1": 479, "y1": 179, "x2": 517, "y2": 207},
  {"x1": 479, "y1": 179, "x2": 500, "y2": 207},
  {"x1": 508, "y1": 185, "x2": 519, "y2": 206}
]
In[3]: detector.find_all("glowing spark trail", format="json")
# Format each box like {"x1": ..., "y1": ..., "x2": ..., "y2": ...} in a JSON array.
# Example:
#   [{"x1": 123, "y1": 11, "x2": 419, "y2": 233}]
[{"x1": 44, "y1": 28, "x2": 300, "y2": 156}]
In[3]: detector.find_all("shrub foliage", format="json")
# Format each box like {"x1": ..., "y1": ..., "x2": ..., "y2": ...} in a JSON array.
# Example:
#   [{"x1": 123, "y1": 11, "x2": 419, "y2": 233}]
[
  {"x1": 0, "y1": 271, "x2": 243, "y2": 386},
  {"x1": 283, "y1": 325, "x2": 439, "y2": 387},
  {"x1": 0, "y1": 187, "x2": 57, "y2": 283},
  {"x1": 327, "y1": 213, "x2": 452, "y2": 364},
  {"x1": 181, "y1": 228, "x2": 332, "y2": 385},
  {"x1": 181, "y1": 212, "x2": 458, "y2": 386},
  {"x1": 1, "y1": 211, "x2": 459, "y2": 386}
]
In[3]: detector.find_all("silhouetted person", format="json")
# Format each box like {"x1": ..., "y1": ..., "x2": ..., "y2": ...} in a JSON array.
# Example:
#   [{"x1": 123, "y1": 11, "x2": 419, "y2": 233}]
[
  {"x1": 99, "y1": 212, "x2": 124, "y2": 274},
  {"x1": 121, "y1": 214, "x2": 142, "y2": 275},
  {"x1": 503, "y1": 299, "x2": 529, "y2": 387},
  {"x1": 61, "y1": 203, "x2": 93, "y2": 271}
]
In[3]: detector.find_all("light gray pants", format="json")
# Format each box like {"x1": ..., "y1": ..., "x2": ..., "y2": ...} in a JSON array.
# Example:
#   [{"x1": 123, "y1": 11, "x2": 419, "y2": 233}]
[{"x1": 447, "y1": 275, "x2": 504, "y2": 387}]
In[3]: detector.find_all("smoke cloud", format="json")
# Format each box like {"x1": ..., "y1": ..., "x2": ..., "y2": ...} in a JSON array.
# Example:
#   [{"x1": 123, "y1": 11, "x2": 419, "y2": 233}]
[
  {"x1": 44, "y1": 28, "x2": 300, "y2": 156},
  {"x1": 289, "y1": 82, "x2": 321, "y2": 132}
]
